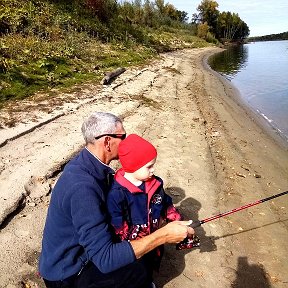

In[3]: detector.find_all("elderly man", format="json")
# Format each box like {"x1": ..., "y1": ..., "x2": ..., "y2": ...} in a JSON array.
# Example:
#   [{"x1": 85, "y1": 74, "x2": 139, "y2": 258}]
[{"x1": 39, "y1": 112, "x2": 194, "y2": 288}]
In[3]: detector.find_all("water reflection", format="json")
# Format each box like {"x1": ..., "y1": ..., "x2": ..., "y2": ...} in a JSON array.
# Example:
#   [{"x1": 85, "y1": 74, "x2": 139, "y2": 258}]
[
  {"x1": 207, "y1": 40, "x2": 288, "y2": 143},
  {"x1": 208, "y1": 45, "x2": 248, "y2": 80}
]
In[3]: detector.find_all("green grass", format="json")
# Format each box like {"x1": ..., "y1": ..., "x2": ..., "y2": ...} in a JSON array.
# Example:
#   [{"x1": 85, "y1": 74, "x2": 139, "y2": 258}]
[{"x1": 0, "y1": 0, "x2": 213, "y2": 107}]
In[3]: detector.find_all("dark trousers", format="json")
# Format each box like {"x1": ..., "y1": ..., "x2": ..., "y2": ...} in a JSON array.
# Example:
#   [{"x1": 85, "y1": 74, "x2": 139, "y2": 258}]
[{"x1": 43, "y1": 259, "x2": 150, "y2": 288}]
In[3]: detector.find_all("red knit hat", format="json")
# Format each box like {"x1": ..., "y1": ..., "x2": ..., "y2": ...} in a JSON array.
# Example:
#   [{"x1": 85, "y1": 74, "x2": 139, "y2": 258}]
[{"x1": 118, "y1": 134, "x2": 157, "y2": 173}]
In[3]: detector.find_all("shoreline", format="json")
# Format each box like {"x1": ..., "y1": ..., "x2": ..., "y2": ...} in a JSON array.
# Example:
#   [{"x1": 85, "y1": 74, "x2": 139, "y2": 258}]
[
  {"x1": 195, "y1": 47, "x2": 288, "y2": 286},
  {"x1": 199, "y1": 47, "x2": 288, "y2": 195},
  {"x1": 204, "y1": 49, "x2": 288, "y2": 151}
]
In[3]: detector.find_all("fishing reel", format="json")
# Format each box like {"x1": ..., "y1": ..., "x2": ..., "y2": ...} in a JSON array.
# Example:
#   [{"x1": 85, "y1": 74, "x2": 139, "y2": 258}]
[{"x1": 176, "y1": 234, "x2": 201, "y2": 250}]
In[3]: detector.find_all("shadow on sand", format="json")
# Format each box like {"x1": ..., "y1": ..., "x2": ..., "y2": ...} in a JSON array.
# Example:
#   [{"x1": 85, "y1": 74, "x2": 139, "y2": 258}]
[
  {"x1": 232, "y1": 256, "x2": 271, "y2": 288},
  {"x1": 154, "y1": 186, "x2": 274, "y2": 288},
  {"x1": 154, "y1": 186, "x2": 216, "y2": 287}
]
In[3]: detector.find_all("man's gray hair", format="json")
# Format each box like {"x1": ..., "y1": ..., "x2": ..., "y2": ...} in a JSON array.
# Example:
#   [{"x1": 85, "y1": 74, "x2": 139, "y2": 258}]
[{"x1": 81, "y1": 112, "x2": 122, "y2": 144}]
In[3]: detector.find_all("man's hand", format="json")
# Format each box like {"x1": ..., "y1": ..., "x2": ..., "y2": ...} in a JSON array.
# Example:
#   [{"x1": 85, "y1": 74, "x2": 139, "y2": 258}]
[
  {"x1": 161, "y1": 220, "x2": 195, "y2": 243},
  {"x1": 130, "y1": 220, "x2": 195, "y2": 259}
]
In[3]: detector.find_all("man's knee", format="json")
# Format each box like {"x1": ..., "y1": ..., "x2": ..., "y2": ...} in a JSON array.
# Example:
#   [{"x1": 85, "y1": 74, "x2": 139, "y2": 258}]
[{"x1": 121, "y1": 259, "x2": 150, "y2": 286}]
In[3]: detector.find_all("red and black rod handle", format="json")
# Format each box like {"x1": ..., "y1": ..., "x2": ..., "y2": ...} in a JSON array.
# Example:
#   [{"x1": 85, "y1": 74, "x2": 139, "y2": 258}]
[{"x1": 190, "y1": 190, "x2": 288, "y2": 228}]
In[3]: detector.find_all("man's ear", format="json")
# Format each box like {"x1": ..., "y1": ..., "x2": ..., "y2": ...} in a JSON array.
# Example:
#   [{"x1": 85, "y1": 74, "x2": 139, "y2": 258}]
[{"x1": 103, "y1": 136, "x2": 111, "y2": 151}]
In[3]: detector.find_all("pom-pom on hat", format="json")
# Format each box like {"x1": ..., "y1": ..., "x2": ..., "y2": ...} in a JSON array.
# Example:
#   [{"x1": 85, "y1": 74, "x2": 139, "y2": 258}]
[{"x1": 118, "y1": 134, "x2": 157, "y2": 173}]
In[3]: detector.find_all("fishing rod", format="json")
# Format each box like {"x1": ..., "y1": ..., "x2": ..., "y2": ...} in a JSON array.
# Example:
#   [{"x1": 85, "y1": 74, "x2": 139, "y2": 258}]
[
  {"x1": 176, "y1": 190, "x2": 288, "y2": 250},
  {"x1": 190, "y1": 190, "x2": 288, "y2": 228}
]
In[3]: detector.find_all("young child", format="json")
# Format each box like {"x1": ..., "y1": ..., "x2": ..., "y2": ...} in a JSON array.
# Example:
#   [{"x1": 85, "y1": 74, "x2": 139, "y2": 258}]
[{"x1": 107, "y1": 134, "x2": 198, "y2": 281}]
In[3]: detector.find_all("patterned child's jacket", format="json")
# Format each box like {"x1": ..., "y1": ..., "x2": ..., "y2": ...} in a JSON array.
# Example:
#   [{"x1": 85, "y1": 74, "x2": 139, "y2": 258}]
[{"x1": 107, "y1": 168, "x2": 181, "y2": 242}]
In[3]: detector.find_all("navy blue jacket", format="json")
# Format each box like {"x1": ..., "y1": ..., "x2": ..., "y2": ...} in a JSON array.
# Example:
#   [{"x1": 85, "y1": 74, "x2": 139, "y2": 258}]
[{"x1": 39, "y1": 148, "x2": 135, "y2": 281}]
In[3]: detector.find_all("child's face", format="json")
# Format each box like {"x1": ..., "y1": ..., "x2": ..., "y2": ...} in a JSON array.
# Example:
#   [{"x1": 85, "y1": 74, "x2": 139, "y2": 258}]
[{"x1": 133, "y1": 158, "x2": 157, "y2": 181}]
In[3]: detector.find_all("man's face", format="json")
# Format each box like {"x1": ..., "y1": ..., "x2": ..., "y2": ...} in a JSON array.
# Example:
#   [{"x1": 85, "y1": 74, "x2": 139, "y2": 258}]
[{"x1": 110, "y1": 122, "x2": 126, "y2": 160}]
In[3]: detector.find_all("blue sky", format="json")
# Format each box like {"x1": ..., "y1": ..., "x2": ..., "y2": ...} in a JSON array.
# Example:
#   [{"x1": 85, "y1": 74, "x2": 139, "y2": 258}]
[{"x1": 167, "y1": 0, "x2": 288, "y2": 37}]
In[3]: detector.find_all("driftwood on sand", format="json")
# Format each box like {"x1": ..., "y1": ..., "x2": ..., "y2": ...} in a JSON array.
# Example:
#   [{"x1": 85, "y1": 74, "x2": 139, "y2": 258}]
[{"x1": 101, "y1": 67, "x2": 126, "y2": 85}]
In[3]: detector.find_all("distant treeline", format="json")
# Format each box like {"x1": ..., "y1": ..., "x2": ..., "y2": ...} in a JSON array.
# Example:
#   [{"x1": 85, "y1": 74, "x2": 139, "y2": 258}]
[
  {"x1": 192, "y1": 0, "x2": 249, "y2": 43},
  {"x1": 248, "y1": 31, "x2": 288, "y2": 42}
]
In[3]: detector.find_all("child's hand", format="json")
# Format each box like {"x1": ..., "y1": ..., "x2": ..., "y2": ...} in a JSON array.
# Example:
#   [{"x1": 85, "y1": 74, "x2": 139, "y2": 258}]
[{"x1": 176, "y1": 234, "x2": 201, "y2": 250}]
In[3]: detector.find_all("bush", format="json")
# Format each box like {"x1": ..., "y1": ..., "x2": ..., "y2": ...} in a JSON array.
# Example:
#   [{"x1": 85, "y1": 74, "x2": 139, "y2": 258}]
[{"x1": 205, "y1": 32, "x2": 219, "y2": 44}]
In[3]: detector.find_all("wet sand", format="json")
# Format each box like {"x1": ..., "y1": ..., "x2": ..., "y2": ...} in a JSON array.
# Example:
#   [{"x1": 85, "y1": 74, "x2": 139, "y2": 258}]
[{"x1": 205, "y1": 51, "x2": 288, "y2": 151}]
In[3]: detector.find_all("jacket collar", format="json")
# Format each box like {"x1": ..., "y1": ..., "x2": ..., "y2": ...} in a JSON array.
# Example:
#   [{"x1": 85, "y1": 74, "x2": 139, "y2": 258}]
[
  {"x1": 114, "y1": 168, "x2": 161, "y2": 195},
  {"x1": 77, "y1": 148, "x2": 115, "y2": 192},
  {"x1": 84, "y1": 147, "x2": 114, "y2": 174}
]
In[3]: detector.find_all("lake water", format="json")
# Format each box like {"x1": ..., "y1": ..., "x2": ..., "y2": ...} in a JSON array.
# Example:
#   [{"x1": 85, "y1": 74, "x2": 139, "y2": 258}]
[{"x1": 208, "y1": 40, "x2": 288, "y2": 144}]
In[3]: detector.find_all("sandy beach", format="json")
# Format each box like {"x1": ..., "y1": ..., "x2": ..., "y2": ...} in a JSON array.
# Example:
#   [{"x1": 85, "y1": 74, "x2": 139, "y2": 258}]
[{"x1": 0, "y1": 47, "x2": 287, "y2": 287}]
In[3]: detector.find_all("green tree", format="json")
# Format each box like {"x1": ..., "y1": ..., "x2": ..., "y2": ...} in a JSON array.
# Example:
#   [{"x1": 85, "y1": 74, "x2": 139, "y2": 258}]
[
  {"x1": 196, "y1": 0, "x2": 219, "y2": 35},
  {"x1": 133, "y1": 0, "x2": 144, "y2": 25},
  {"x1": 163, "y1": 3, "x2": 178, "y2": 20},
  {"x1": 234, "y1": 20, "x2": 249, "y2": 40},
  {"x1": 216, "y1": 11, "x2": 249, "y2": 41},
  {"x1": 194, "y1": 0, "x2": 249, "y2": 42},
  {"x1": 176, "y1": 10, "x2": 188, "y2": 23},
  {"x1": 155, "y1": 0, "x2": 165, "y2": 15},
  {"x1": 197, "y1": 22, "x2": 209, "y2": 39},
  {"x1": 119, "y1": 1, "x2": 135, "y2": 22},
  {"x1": 143, "y1": 0, "x2": 155, "y2": 27}
]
